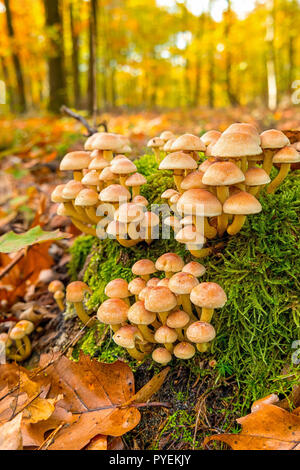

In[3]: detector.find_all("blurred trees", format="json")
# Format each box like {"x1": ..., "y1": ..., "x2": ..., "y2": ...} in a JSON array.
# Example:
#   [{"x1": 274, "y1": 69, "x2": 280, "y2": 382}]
[{"x1": 0, "y1": 0, "x2": 300, "y2": 113}]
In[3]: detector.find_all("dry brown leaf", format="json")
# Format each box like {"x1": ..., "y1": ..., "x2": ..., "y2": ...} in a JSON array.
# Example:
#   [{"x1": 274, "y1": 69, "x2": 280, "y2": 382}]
[
  {"x1": 125, "y1": 367, "x2": 170, "y2": 405},
  {"x1": 85, "y1": 435, "x2": 108, "y2": 450},
  {"x1": 0, "y1": 413, "x2": 23, "y2": 450}
]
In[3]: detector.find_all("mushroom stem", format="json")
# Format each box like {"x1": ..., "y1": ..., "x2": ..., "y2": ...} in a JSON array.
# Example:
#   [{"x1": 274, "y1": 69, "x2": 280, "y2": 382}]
[
  {"x1": 216, "y1": 186, "x2": 229, "y2": 236},
  {"x1": 110, "y1": 324, "x2": 122, "y2": 333},
  {"x1": 74, "y1": 302, "x2": 92, "y2": 326},
  {"x1": 72, "y1": 203, "x2": 93, "y2": 224},
  {"x1": 85, "y1": 207, "x2": 101, "y2": 224},
  {"x1": 71, "y1": 218, "x2": 97, "y2": 236},
  {"x1": 103, "y1": 150, "x2": 114, "y2": 162},
  {"x1": 180, "y1": 295, "x2": 198, "y2": 322},
  {"x1": 138, "y1": 325, "x2": 156, "y2": 343},
  {"x1": 197, "y1": 343, "x2": 210, "y2": 353},
  {"x1": 189, "y1": 247, "x2": 214, "y2": 258},
  {"x1": 248, "y1": 186, "x2": 260, "y2": 196},
  {"x1": 173, "y1": 171, "x2": 184, "y2": 192},
  {"x1": 158, "y1": 312, "x2": 169, "y2": 325},
  {"x1": 22, "y1": 336, "x2": 32, "y2": 358},
  {"x1": 116, "y1": 237, "x2": 140, "y2": 248},
  {"x1": 176, "y1": 329, "x2": 185, "y2": 341},
  {"x1": 267, "y1": 163, "x2": 291, "y2": 194},
  {"x1": 262, "y1": 149, "x2": 274, "y2": 175},
  {"x1": 227, "y1": 215, "x2": 247, "y2": 236},
  {"x1": 132, "y1": 187, "x2": 141, "y2": 198},
  {"x1": 154, "y1": 149, "x2": 161, "y2": 164},
  {"x1": 54, "y1": 293, "x2": 65, "y2": 312},
  {"x1": 241, "y1": 156, "x2": 248, "y2": 174},
  {"x1": 127, "y1": 347, "x2": 146, "y2": 361},
  {"x1": 73, "y1": 171, "x2": 83, "y2": 182},
  {"x1": 164, "y1": 343, "x2": 174, "y2": 353},
  {"x1": 16, "y1": 339, "x2": 25, "y2": 356},
  {"x1": 65, "y1": 202, "x2": 85, "y2": 222},
  {"x1": 204, "y1": 218, "x2": 217, "y2": 239},
  {"x1": 200, "y1": 308, "x2": 214, "y2": 323},
  {"x1": 119, "y1": 176, "x2": 128, "y2": 188}
]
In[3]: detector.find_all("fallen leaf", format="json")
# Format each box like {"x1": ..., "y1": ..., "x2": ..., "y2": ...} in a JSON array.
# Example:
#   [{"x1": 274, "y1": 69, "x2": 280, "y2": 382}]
[
  {"x1": 85, "y1": 435, "x2": 108, "y2": 450},
  {"x1": 125, "y1": 367, "x2": 170, "y2": 405},
  {"x1": 0, "y1": 226, "x2": 71, "y2": 254},
  {"x1": 0, "y1": 413, "x2": 23, "y2": 450}
]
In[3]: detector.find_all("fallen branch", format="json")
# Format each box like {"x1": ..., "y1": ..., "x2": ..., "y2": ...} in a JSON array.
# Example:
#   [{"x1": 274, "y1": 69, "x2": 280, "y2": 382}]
[{"x1": 60, "y1": 106, "x2": 108, "y2": 136}]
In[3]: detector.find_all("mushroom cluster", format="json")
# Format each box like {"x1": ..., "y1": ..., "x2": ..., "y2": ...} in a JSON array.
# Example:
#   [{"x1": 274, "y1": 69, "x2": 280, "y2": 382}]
[
  {"x1": 51, "y1": 132, "x2": 159, "y2": 246},
  {"x1": 0, "y1": 320, "x2": 35, "y2": 362},
  {"x1": 159, "y1": 125, "x2": 299, "y2": 258},
  {"x1": 96, "y1": 253, "x2": 227, "y2": 364}
]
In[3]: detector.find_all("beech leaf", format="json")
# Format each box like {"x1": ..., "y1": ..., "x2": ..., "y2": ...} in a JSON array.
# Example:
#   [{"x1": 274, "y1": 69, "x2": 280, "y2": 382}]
[{"x1": 0, "y1": 226, "x2": 71, "y2": 254}]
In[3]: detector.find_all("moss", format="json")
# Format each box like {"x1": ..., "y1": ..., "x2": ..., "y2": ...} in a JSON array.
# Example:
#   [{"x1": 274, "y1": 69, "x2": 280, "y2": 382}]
[{"x1": 68, "y1": 235, "x2": 95, "y2": 280}]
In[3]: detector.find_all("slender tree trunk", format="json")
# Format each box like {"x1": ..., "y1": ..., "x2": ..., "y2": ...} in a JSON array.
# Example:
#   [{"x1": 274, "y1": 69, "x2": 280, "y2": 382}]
[
  {"x1": 70, "y1": 1, "x2": 81, "y2": 108},
  {"x1": 88, "y1": 0, "x2": 97, "y2": 119},
  {"x1": 265, "y1": 0, "x2": 277, "y2": 110},
  {"x1": 44, "y1": 0, "x2": 67, "y2": 113},
  {"x1": 224, "y1": 1, "x2": 239, "y2": 106},
  {"x1": 193, "y1": 14, "x2": 205, "y2": 107},
  {"x1": 4, "y1": 0, "x2": 26, "y2": 112},
  {"x1": 207, "y1": 1, "x2": 215, "y2": 108}
]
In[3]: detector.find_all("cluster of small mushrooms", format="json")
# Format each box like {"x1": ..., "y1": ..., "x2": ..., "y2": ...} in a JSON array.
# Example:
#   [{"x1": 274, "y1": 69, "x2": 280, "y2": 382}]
[
  {"x1": 149, "y1": 124, "x2": 300, "y2": 258},
  {"x1": 51, "y1": 132, "x2": 160, "y2": 247},
  {"x1": 0, "y1": 319, "x2": 35, "y2": 362}
]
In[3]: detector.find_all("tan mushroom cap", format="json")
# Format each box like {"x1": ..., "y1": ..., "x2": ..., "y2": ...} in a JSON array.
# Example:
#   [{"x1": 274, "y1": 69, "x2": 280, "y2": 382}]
[
  {"x1": 99, "y1": 184, "x2": 131, "y2": 202},
  {"x1": 211, "y1": 132, "x2": 262, "y2": 157},
  {"x1": 202, "y1": 161, "x2": 245, "y2": 186},
  {"x1": 128, "y1": 278, "x2": 146, "y2": 296},
  {"x1": 51, "y1": 185, "x2": 68, "y2": 204},
  {"x1": 176, "y1": 226, "x2": 206, "y2": 246},
  {"x1": 199, "y1": 158, "x2": 218, "y2": 173},
  {"x1": 260, "y1": 130, "x2": 290, "y2": 149},
  {"x1": 173, "y1": 342, "x2": 196, "y2": 360},
  {"x1": 160, "y1": 131, "x2": 175, "y2": 142},
  {"x1": 181, "y1": 171, "x2": 206, "y2": 190},
  {"x1": 169, "y1": 272, "x2": 199, "y2": 295},
  {"x1": 97, "y1": 298, "x2": 129, "y2": 325},
  {"x1": 190, "y1": 282, "x2": 227, "y2": 309},
  {"x1": 48, "y1": 280, "x2": 64, "y2": 293},
  {"x1": 10, "y1": 321, "x2": 34, "y2": 340},
  {"x1": 115, "y1": 203, "x2": 145, "y2": 224},
  {"x1": 132, "y1": 195, "x2": 149, "y2": 207},
  {"x1": 224, "y1": 123, "x2": 260, "y2": 143},
  {"x1": 145, "y1": 287, "x2": 177, "y2": 313},
  {"x1": 57, "y1": 203, "x2": 68, "y2": 217},
  {"x1": 89, "y1": 156, "x2": 110, "y2": 171},
  {"x1": 161, "y1": 189, "x2": 179, "y2": 200},
  {"x1": 147, "y1": 278, "x2": 161, "y2": 288},
  {"x1": 62, "y1": 181, "x2": 85, "y2": 200},
  {"x1": 170, "y1": 193, "x2": 180, "y2": 204},
  {"x1": 81, "y1": 171, "x2": 100, "y2": 187},
  {"x1": 75, "y1": 189, "x2": 99, "y2": 207},
  {"x1": 177, "y1": 189, "x2": 222, "y2": 217},
  {"x1": 128, "y1": 301, "x2": 156, "y2": 325},
  {"x1": 157, "y1": 278, "x2": 170, "y2": 288},
  {"x1": 155, "y1": 253, "x2": 184, "y2": 274},
  {"x1": 0, "y1": 333, "x2": 11, "y2": 346},
  {"x1": 167, "y1": 310, "x2": 190, "y2": 329},
  {"x1": 272, "y1": 146, "x2": 300, "y2": 163},
  {"x1": 148, "y1": 137, "x2": 165, "y2": 148},
  {"x1": 154, "y1": 325, "x2": 178, "y2": 344},
  {"x1": 125, "y1": 173, "x2": 147, "y2": 187},
  {"x1": 223, "y1": 191, "x2": 262, "y2": 215},
  {"x1": 111, "y1": 157, "x2": 137, "y2": 175},
  {"x1": 85, "y1": 133, "x2": 122, "y2": 151},
  {"x1": 99, "y1": 167, "x2": 117, "y2": 182},
  {"x1": 152, "y1": 348, "x2": 172, "y2": 364},
  {"x1": 186, "y1": 321, "x2": 216, "y2": 344},
  {"x1": 182, "y1": 262, "x2": 206, "y2": 278},
  {"x1": 113, "y1": 325, "x2": 142, "y2": 349},
  {"x1": 105, "y1": 279, "x2": 130, "y2": 299},
  {"x1": 60, "y1": 151, "x2": 91, "y2": 171},
  {"x1": 132, "y1": 259, "x2": 156, "y2": 277},
  {"x1": 201, "y1": 130, "x2": 222, "y2": 146},
  {"x1": 245, "y1": 168, "x2": 271, "y2": 186},
  {"x1": 141, "y1": 211, "x2": 160, "y2": 228},
  {"x1": 159, "y1": 152, "x2": 198, "y2": 171},
  {"x1": 138, "y1": 286, "x2": 151, "y2": 302},
  {"x1": 106, "y1": 220, "x2": 127, "y2": 237},
  {"x1": 171, "y1": 134, "x2": 206, "y2": 152},
  {"x1": 164, "y1": 138, "x2": 177, "y2": 152},
  {"x1": 66, "y1": 281, "x2": 92, "y2": 303},
  {"x1": 180, "y1": 216, "x2": 194, "y2": 226},
  {"x1": 163, "y1": 216, "x2": 181, "y2": 231}
]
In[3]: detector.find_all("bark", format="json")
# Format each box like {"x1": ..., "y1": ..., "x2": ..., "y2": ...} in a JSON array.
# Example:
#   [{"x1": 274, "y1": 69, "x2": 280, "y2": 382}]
[
  {"x1": 224, "y1": 1, "x2": 239, "y2": 106},
  {"x1": 265, "y1": 0, "x2": 277, "y2": 110},
  {"x1": 193, "y1": 14, "x2": 205, "y2": 107},
  {"x1": 88, "y1": 0, "x2": 97, "y2": 118},
  {"x1": 70, "y1": 1, "x2": 81, "y2": 108}
]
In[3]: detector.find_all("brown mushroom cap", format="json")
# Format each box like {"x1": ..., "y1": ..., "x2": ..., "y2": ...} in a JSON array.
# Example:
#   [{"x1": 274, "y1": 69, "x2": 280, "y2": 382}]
[
  {"x1": 173, "y1": 342, "x2": 196, "y2": 360},
  {"x1": 154, "y1": 325, "x2": 178, "y2": 344},
  {"x1": 157, "y1": 278, "x2": 170, "y2": 288},
  {"x1": 105, "y1": 279, "x2": 130, "y2": 299},
  {"x1": 48, "y1": 280, "x2": 64, "y2": 293},
  {"x1": 145, "y1": 287, "x2": 177, "y2": 313},
  {"x1": 97, "y1": 298, "x2": 129, "y2": 325},
  {"x1": 175, "y1": 225, "x2": 206, "y2": 246},
  {"x1": 63, "y1": 181, "x2": 85, "y2": 200},
  {"x1": 272, "y1": 146, "x2": 300, "y2": 163},
  {"x1": 159, "y1": 152, "x2": 198, "y2": 171},
  {"x1": 148, "y1": 137, "x2": 165, "y2": 148},
  {"x1": 99, "y1": 184, "x2": 131, "y2": 203},
  {"x1": 211, "y1": 132, "x2": 262, "y2": 157},
  {"x1": 169, "y1": 272, "x2": 199, "y2": 295},
  {"x1": 181, "y1": 171, "x2": 206, "y2": 190},
  {"x1": 186, "y1": 321, "x2": 216, "y2": 343},
  {"x1": 132, "y1": 259, "x2": 156, "y2": 277},
  {"x1": 66, "y1": 282, "x2": 92, "y2": 303},
  {"x1": 51, "y1": 185, "x2": 67, "y2": 204},
  {"x1": 128, "y1": 301, "x2": 156, "y2": 325},
  {"x1": 106, "y1": 221, "x2": 127, "y2": 237},
  {"x1": 199, "y1": 158, "x2": 218, "y2": 173},
  {"x1": 260, "y1": 130, "x2": 290, "y2": 149},
  {"x1": 56, "y1": 203, "x2": 68, "y2": 217},
  {"x1": 141, "y1": 211, "x2": 160, "y2": 228},
  {"x1": 245, "y1": 168, "x2": 271, "y2": 186},
  {"x1": 161, "y1": 189, "x2": 179, "y2": 200},
  {"x1": 182, "y1": 262, "x2": 206, "y2": 278},
  {"x1": 113, "y1": 325, "x2": 142, "y2": 349},
  {"x1": 115, "y1": 203, "x2": 145, "y2": 224},
  {"x1": 224, "y1": 123, "x2": 260, "y2": 143},
  {"x1": 163, "y1": 216, "x2": 181, "y2": 231},
  {"x1": 75, "y1": 189, "x2": 99, "y2": 207},
  {"x1": 147, "y1": 278, "x2": 161, "y2": 288},
  {"x1": 111, "y1": 157, "x2": 137, "y2": 175},
  {"x1": 125, "y1": 172, "x2": 147, "y2": 187},
  {"x1": 177, "y1": 189, "x2": 222, "y2": 217},
  {"x1": 155, "y1": 253, "x2": 184, "y2": 274},
  {"x1": 202, "y1": 161, "x2": 245, "y2": 186},
  {"x1": 132, "y1": 195, "x2": 149, "y2": 207},
  {"x1": 138, "y1": 286, "x2": 151, "y2": 302},
  {"x1": 164, "y1": 138, "x2": 177, "y2": 152},
  {"x1": 89, "y1": 156, "x2": 110, "y2": 171},
  {"x1": 190, "y1": 282, "x2": 227, "y2": 309},
  {"x1": 85, "y1": 133, "x2": 122, "y2": 151},
  {"x1": 167, "y1": 310, "x2": 190, "y2": 329},
  {"x1": 60, "y1": 151, "x2": 91, "y2": 171},
  {"x1": 180, "y1": 216, "x2": 194, "y2": 226},
  {"x1": 171, "y1": 134, "x2": 206, "y2": 152},
  {"x1": 223, "y1": 191, "x2": 262, "y2": 215},
  {"x1": 10, "y1": 321, "x2": 34, "y2": 340},
  {"x1": 152, "y1": 347, "x2": 172, "y2": 364},
  {"x1": 128, "y1": 278, "x2": 147, "y2": 296},
  {"x1": 81, "y1": 171, "x2": 101, "y2": 187},
  {"x1": 160, "y1": 131, "x2": 175, "y2": 142},
  {"x1": 99, "y1": 167, "x2": 117, "y2": 182},
  {"x1": 201, "y1": 130, "x2": 222, "y2": 146}
]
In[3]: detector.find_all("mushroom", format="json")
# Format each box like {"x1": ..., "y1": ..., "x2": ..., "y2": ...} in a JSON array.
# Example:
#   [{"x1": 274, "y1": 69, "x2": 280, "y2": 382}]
[
  {"x1": 157, "y1": 278, "x2": 170, "y2": 288},
  {"x1": 128, "y1": 277, "x2": 147, "y2": 302},
  {"x1": 113, "y1": 325, "x2": 146, "y2": 361},
  {"x1": 154, "y1": 325, "x2": 178, "y2": 353},
  {"x1": 245, "y1": 167, "x2": 271, "y2": 196},
  {"x1": 75, "y1": 188, "x2": 100, "y2": 224},
  {"x1": 163, "y1": 138, "x2": 177, "y2": 153},
  {"x1": 66, "y1": 282, "x2": 93, "y2": 327},
  {"x1": 186, "y1": 321, "x2": 216, "y2": 353},
  {"x1": 99, "y1": 184, "x2": 131, "y2": 210},
  {"x1": 144, "y1": 286, "x2": 177, "y2": 324},
  {"x1": 181, "y1": 170, "x2": 207, "y2": 192},
  {"x1": 106, "y1": 220, "x2": 130, "y2": 246},
  {"x1": 260, "y1": 130, "x2": 290, "y2": 175},
  {"x1": 159, "y1": 152, "x2": 198, "y2": 192},
  {"x1": 182, "y1": 262, "x2": 206, "y2": 278},
  {"x1": 173, "y1": 342, "x2": 196, "y2": 360},
  {"x1": 199, "y1": 158, "x2": 218, "y2": 173},
  {"x1": 62, "y1": 181, "x2": 92, "y2": 224},
  {"x1": 105, "y1": 279, "x2": 131, "y2": 306},
  {"x1": 152, "y1": 347, "x2": 172, "y2": 365},
  {"x1": 201, "y1": 130, "x2": 222, "y2": 147},
  {"x1": 19, "y1": 306, "x2": 42, "y2": 325},
  {"x1": 175, "y1": 225, "x2": 207, "y2": 259},
  {"x1": 60, "y1": 151, "x2": 91, "y2": 181},
  {"x1": 160, "y1": 131, "x2": 176, "y2": 143},
  {"x1": 115, "y1": 203, "x2": 145, "y2": 246},
  {"x1": 223, "y1": 191, "x2": 262, "y2": 235},
  {"x1": 132, "y1": 259, "x2": 156, "y2": 282},
  {"x1": 166, "y1": 310, "x2": 190, "y2": 341},
  {"x1": 9, "y1": 321, "x2": 34, "y2": 361},
  {"x1": 111, "y1": 157, "x2": 137, "y2": 187},
  {"x1": 147, "y1": 137, "x2": 165, "y2": 163},
  {"x1": 267, "y1": 146, "x2": 300, "y2": 193},
  {"x1": 97, "y1": 298, "x2": 128, "y2": 333},
  {"x1": 155, "y1": 253, "x2": 184, "y2": 279},
  {"x1": 147, "y1": 278, "x2": 161, "y2": 288},
  {"x1": 88, "y1": 154, "x2": 110, "y2": 181},
  {"x1": 82, "y1": 170, "x2": 102, "y2": 191},
  {"x1": 85, "y1": 133, "x2": 123, "y2": 162},
  {"x1": 128, "y1": 301, "x2": 156, "y2": 343},
  {"x1": 163, "y1": 216, "x2": 181, "y2": 236},
  {"x1": 132, "y1": 195, "x2": 149, "y2": 207},
  {"x1": 168, "y1": 272, "x2": 199, "y2": 320},
  {"x1": 0, "y1": 333, "x2": 12, "y2": 362},
  {"x1": 140, "y1": 211, "x2": 160, "y2": 246},
  {"x1": 99, "y1": 167, "x2": 118, "y2": 188},
  {"x1": 171, "y1": 134, "x2": 206, "y2": 162},
  {"x1": 48, "y1": 280, "x2": 65, "y2": 312},
  {"x1": 125, "y1": 173, "x2": 147, "y2": 197},
  {"x1": 190, "y1": 282, "x2": 227, "y2": 323}
]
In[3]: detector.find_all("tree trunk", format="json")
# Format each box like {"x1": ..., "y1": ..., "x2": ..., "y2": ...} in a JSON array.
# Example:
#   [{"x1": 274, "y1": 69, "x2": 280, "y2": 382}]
[
  {"x1": 265, "y1": 0, "x2": 277, "y2": 110},
  {"x1": 207, "y1": 1, "x2": 215, "y2": 108},
  {"x1": 4, "y1": 0, "x2": 26, "y2": 112},
  {"x1": 224, "y1": 1, "x2": 239, "y2": 106},
  {"x1": 44, "y1": 0, "x2": 67, "y2": 113},
  {"x1": 70, "y1": 1, "x2": 81, "y2": 108},
  {"x1": 88, "y1": 0, "x2": 97, "y2": 119},
  {"x1": 193, "y1": 14, "x2": 205, "y2": 107}
]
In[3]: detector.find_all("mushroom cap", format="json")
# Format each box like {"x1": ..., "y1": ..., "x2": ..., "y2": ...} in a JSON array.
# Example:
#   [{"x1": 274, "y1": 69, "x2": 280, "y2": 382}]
[
  {"x1": 159, "y1": 152, "x2": 198, "y2": 171},
  {"x1": 144, "y1": 287, "x2": 177, "y2": 313},
  {"x1": 0, "y1": 333, "x2": 11, "y2": 346},
  {"x1": 164, "y1": 138, "x2": 177, "y2": 152},
  {"x1": 160, "y1": 131, "x2": 175, "y2": 142},
  {"x1": 169, "y1": 272, "x2": 199, "y2": 295},
  {"x1": 62, "y1": 181, "x2": 85, "y2": 200},
  {"x1": 115, "y1": 203, "x2": 145, "y2": 224},
  {"x1": 180, "y1": 216, "x2": 194, "y2": 226},
  {"x1": 128, "y1": 278, "x2": 146, "y2": 296},
  {"x1": 190, "y1": 282, "x2": 227, "y2": 309},
  {"x1": 155, "y1": 253, "x2": 184, "y2": 274},
  {"x1": 132, "y1": 259, "x2": 156, "y2": 277},
  {"x1": 106, "y1": 220, "x2": 127, "y2": 237},
  {"x1": 138, "y1": 286, "x2": 151, "y2": 302},
  {"x1": 75, "y1": 189, "x2": 99, "y2": 207},
  {"x1": 113, "y1": 325, "x2": 142, "y2": 349},
  {"x1": 89, "y1": 156, "x2": 110, "y2": 171},
  {"x1": 224, "y1": 123, "x2": 260, "y2": 143},
  {"x1": 132, "y1": 195, "x2": 149, "y2": 207},
  {"x1": 141, "y1": 211, "x2": 160, "y2": 228},
  {"x1": 199, "y1": 158, "x2": 218, "y2": 172},
  {"x1": 260, "y1": 129, "x2": 290, "y2": 149},
  {"x1": 202, "y1": 161, "x2": 245, "y2": 186},
  {"x1": 60, "y1": 151, "x2": 91, "y2": 171},
  {"x1": 171, "y1": 134, "x2": 206, "y2": 152},
  {"x1": 245, "y1": 167, "x2": 271, "y2": 186},
  {"x1": 186, "y1": 321, "x2": 216, "y2": 344},
  {"x1": 125, "y1": 172, "x2": 147, "y2": 187},
  {"x1": 99, "y1": 167, "x2": 117, "y2": 182},
  {"x1": 48, "y1": 280, "x2": 64, "y2": 293},
  {"x1": 147, "y1": 278, "x2": 161, "y2": 288},
  {"x1": 223, "y1": 191, "x2": 262, "y2": 215},
  {"x1": 272, "y1": 146, "x2": 300, "y2": 163},
  {"x1": 176, "y1": 225, "x2": 206, "y2": 246},
  {"x1": 148, "y1": 137, "x2": 164, "y2": 148},
  {"x1": 128, "y1": 301, "x2": 156, "y2": 325},
  {"x1": 10, "y1": 321, "x2": 34, "y2": 340},
  {"x1": 105, "y1": 279, "x2": 130, "y2": 299},
  {"x1": 66, "y1": 281, "x2": 91, "y2": 303},
  {"x1": 181, "y1": 171, "x2": 207, "y2": 190},
  {"x1": 111, "y1": 157, "x2": 137, "y2": 175},
  {"x1": 211, "y1": 132, "x2": 262, "y2": 157},
  {"x1": 99, "y1": 184, "x2": 131, "y2": 202},
  {"x1": 56, "y1": 204, "x2": 68, "y2": 217},
  {"x1": 51, "y1": 185, "x2": 67, "y2": 204},
  {"x1": 97, "y1": 298, "x2": 129, "y2": 325},
  {"x1": 154, "y1": 325, "x2": 178, "y2": 344},
  {"x1": 152, "y1": 348, "x2": 172, "y2": 365},
  {"x1": 81, "y1": 170, "x2": 101, "y2": 187},
  {"x1": 161, "y1": 189, "x2": 179, "y2": 200},
  {"x1": 163, "y1": 216, "x2": 181, "y2": 231},
  {"x1": 85, "y1": 133, "x2": 122, "y2": 151},
  {"x1": 167, "y1": 310, "x2": 190, "y2": 329},
  {"x1": 177, "y1": 189, "x2": 222, "y2": 217},
  {"x1": 54, "y1": 291, "x2": 65, "y2": 301},
  {"x1": 201, "y1": 130, "x2": 222, "y2": 146},
  {"x1": 169, "y1": 193, "x2": 180, "y2": 204},
  {"x1": 182, "y1": 262, "x2": 206, "y2": 278},
  {"x1": 173, "y1": 342, "x2": 196, "y2": 360},
  {"x1": 157, "y1": 278, "x2": 170, "y2": 288}
]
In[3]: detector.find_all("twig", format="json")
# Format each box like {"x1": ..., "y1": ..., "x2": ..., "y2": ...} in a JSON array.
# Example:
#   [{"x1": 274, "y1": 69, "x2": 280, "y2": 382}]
[
  {"x1": 72, "y1": 401, "x2": 172, "y2": 414},
  {"x1": 0, "y1": 250, "x2": 25, "y2": 281},
  {"x1": 60, "y1": 106, "x2": 108, "y2": 136}
]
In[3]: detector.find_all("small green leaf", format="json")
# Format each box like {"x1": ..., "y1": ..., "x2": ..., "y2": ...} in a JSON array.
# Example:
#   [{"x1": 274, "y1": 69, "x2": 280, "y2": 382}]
[{"x1": 0, "y1": 226, "x2": 71, "y2": 254}]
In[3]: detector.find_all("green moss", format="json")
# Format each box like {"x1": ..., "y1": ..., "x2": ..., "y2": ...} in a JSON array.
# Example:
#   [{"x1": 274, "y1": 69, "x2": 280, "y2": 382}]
[{"x1": 68, "y1": 235, "x2": 95, "y2": 280}]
